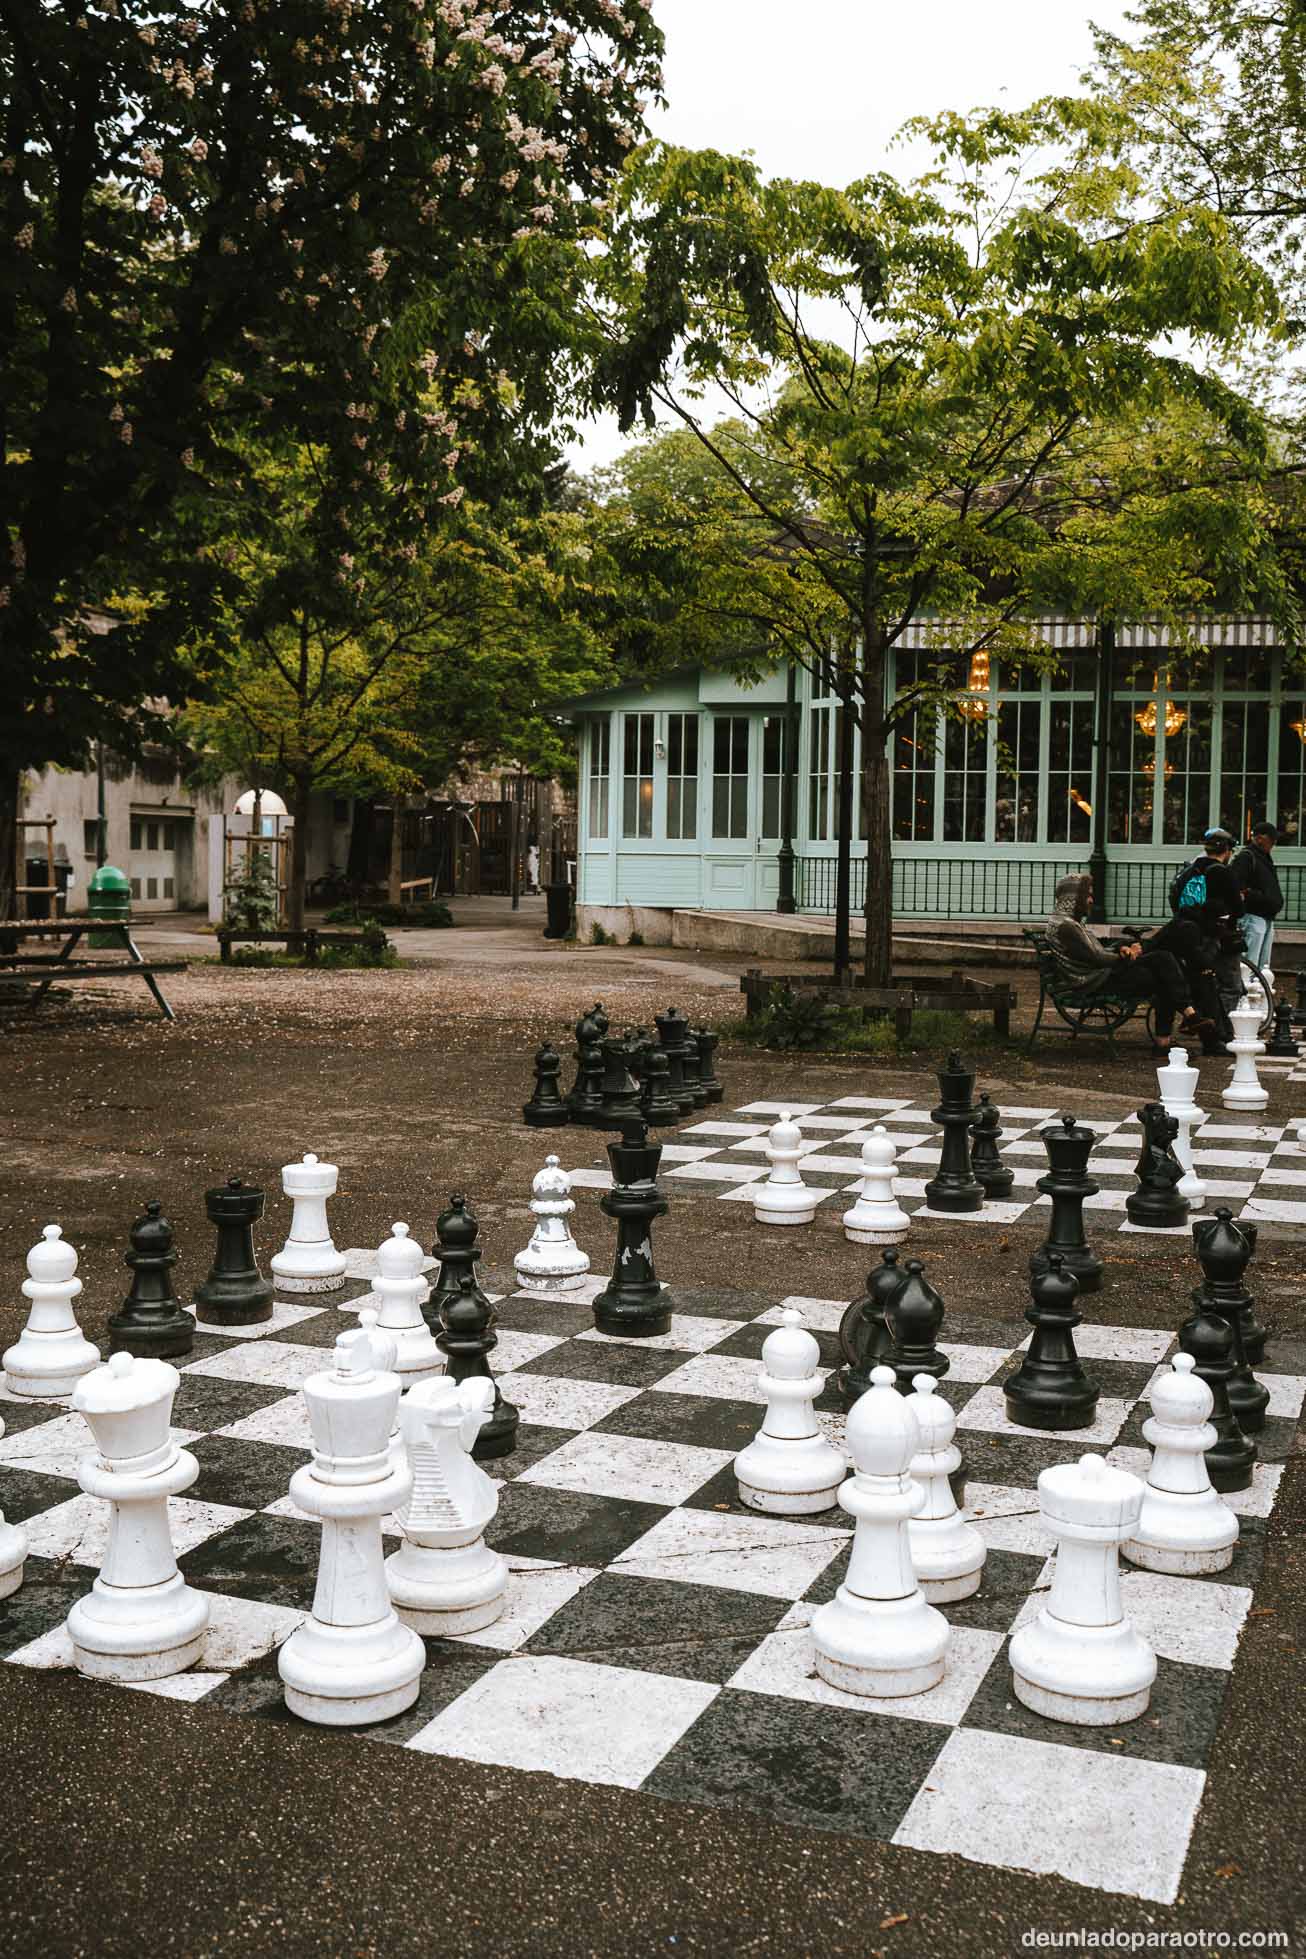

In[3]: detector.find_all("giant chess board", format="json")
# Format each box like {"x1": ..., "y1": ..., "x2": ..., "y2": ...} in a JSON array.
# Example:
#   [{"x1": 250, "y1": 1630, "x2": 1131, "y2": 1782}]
[
  {"x1": 0, "y1": 1259, "x2": 1301, "y2": 1905},
  {"x1": 572, "y1": 1094, "x2": 1306, "y2": 1231}
]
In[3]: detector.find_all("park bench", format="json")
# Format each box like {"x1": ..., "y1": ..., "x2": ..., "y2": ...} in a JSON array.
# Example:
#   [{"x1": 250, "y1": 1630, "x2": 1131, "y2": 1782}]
[
  {"x1": 216, "y1": 926, "x2": 388, "y2": 963},
  {"x1": 0, "y1": 918, "x2": 186, "y2": 1021},
  {"x1": 1021, "y1": 927, "x2": 1152, "y2": 1054}
]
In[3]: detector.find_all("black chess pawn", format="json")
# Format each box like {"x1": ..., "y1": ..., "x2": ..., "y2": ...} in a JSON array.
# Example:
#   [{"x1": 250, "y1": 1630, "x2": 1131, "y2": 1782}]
[
  {"x1": 885, "y1": 1258, "x2": 950, "y2": 1389},
  {"x1": 654, "y1": 1007, "x2": 695, "y2": 1117},
  {"x1": 1187, "y1": 1209, "x2": 1270, "y2": 1433},
  {"x1": 426, "y1": 1194, "x2": 517, "y2": 1461},
  {"x1": 1179, "y1": 1310, "x2": 1257, "y2": 1492},
  {"x1": 1266, "y1": 998, "x2": 1300, "y2": 1058},
  {"x1": 680, "y1": 1032, "x2": 707, "y2": 1110},
  {"x1": 694, "y1": 1029, "x2": 723, "y2": 1104},
  {"x1": 923, "y1": 1052, "x2": 983, "y2": 1213},
  {"x1": 969, "y1": 1092, "x2": 1014, "y2": 1200},
  {"x1": 592, "y1": 1115, "x2": 671, "y2": 1337},
  {"x1": 598, "y1": 1035, "x2": 643, "y2": 1127},
  {"x1": 1124, "y1": 1102, "x2": 1189, "y2": 1229},
  {"x1": 838, "y1": 1248, "x2": 909, "y2": 1405},
  {"x1": 1029, "y1": 1114, "x2": 1103, "y2": 1295},
  {"x1": 640, "y1": 1045, "x2": 681, "y2": 1127},
  {"x1": 567, "y1": 1006, "x2": 607, "y2": 1125},
  {"x1": 106, "y1": 1201, "x2": 195, "y2": 1360},
  {"x1": 1003, "y1": 1254, "x2": 1099, "y2": 1431},
  {"x1": 524, "y1": 1041, "x2": 569, "y2": 1128},
  {"x1": 194, "y1": 1178, "x2": 274, "y2": 1325}
]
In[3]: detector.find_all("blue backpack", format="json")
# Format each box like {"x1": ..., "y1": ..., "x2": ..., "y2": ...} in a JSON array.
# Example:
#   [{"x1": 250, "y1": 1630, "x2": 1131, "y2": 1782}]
[{"x1": 1170, "y1": 862, "x2": 1207, "y2": 912}]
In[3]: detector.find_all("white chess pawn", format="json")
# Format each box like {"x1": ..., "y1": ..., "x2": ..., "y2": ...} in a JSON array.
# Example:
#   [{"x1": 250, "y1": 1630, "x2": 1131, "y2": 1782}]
[
  {"x1": 514, "y1": 1155, "x2": 591, "y2": 1292},
  {"x1": 278, "y1": 1322, "x2": 425, "y2": 1726},
  {"x1": 1124, "y1": 1354, "x2": 1239, "y2": 1575},
  {"x1": 842, "y1": 1127, "x2": 910, "y2": 1245},
  {"x1": 1223, "y1": 997, "x2": 1268, "y2": 1111},
  {"x1": 0, "y1": 1408, "x2": 27, "y2": 1599},
  {"x1": 753, "y1": 1112, "x2": 816, "y2": 1226},
  {"x1": 1009, "y1": 1453, "x2": 1156, "y2": 1726},
  {"x1": 734, "y1": 1305, "x2": 845, "y2": 1514},
  {"x1": 271, "y1": 1152, "x2": 347, "y2": 1293},
  {"x1": 907, "y1": 1377, "x2": 985, "y2": 1601},
  {"x1": 1156, "y1": 1046, "x2": 1206, "y2": 1208},
  {"x1": 371, "y1": 1224, "x2": 442, "y2": 1382},
  {"x1": 66, "y1": 1353, "x2": 210, "y2": 1680},
  {"x1": 4, "y1": 1224, "x2": 99, "y2": 1398},
  {"x1": 811, "y1": 1365, "x2": 950, "y2": 1698},
  {"x1": 385, "y1": 1375, "x2": 508, "y2": 1634}
]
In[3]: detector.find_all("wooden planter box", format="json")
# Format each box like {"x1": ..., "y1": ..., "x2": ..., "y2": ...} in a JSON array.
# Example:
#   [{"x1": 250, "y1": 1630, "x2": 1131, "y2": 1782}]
[{"x1": 739, "y1": 967, "x2": 1016, "y2": 1041}]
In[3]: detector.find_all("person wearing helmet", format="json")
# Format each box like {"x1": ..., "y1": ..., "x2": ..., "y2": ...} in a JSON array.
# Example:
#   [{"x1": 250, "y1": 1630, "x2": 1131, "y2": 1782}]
[
  {"x1": 1159, "y1": 827, "x2": 1245, "y2": 1033},
  {"x1": 1231, "y1": 822, "x2": 1283, "y2": 971}
]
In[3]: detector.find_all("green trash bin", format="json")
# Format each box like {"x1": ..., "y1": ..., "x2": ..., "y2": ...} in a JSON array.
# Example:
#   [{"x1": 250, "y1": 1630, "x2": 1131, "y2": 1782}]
[{"x1": 87, "y1": 863, "x2": 131, "y2": 948}]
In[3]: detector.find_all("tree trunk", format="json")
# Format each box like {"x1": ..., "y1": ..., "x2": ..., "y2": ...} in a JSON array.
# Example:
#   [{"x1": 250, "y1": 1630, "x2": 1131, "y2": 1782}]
[
  {"x1": 387, "y1": 801, "x2": 404, "y2": 906},
  {"x1": 833, "y1": 693, "x2": 855, "y2": 985},
  {"x1": 860, "y1": 640, "x2": 892, "y2": 988},
  {"x1": 287, "y1": 776, "x2": 312, "y2": 933},
  {"x1": 0, "y1": 767, "x2": 19, "y2": 919}
]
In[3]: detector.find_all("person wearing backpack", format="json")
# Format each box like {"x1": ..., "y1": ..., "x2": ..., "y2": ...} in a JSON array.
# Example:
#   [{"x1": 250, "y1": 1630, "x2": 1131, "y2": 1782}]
[
  {"x1": 1043, "y1": 874, "x2": 1216, "y2": 1058},
  {"x1": 1231, "y1": 822, "x2": 1283, "y2": 971},
  {"x1": 1156, "y1": 827, "x2": 1244, "y2": 1034}
]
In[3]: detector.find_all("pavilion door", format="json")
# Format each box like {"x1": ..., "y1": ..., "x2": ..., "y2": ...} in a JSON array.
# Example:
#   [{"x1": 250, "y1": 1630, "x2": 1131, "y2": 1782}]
[{"x1": 701, "y1": 714, "x2": 760, "y2": 909}]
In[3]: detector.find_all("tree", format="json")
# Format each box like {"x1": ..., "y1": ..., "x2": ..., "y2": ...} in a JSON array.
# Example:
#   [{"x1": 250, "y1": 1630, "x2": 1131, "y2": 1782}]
[
  {"x1": 592, "y1": 124, "x2": 1280, "y2": 984},
  {"x1": 0, "y1": 0, "x2": 663, "y2": 908}
]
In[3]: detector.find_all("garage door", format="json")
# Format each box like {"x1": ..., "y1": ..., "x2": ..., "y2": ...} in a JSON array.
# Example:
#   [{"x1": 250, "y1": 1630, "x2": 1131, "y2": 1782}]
[{"x1": 130, "y1": 813, "x2": 185, "y2": 909}]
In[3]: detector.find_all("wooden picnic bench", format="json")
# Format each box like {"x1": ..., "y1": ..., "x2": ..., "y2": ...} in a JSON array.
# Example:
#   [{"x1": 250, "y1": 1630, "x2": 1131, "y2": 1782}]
[
  {"x1": 216, "y1": 927, "x2": 385, "y2": 963},
  {"x1": 1021, "y1": 926, "x2": 1154, "y2": 1054},
  {"x1": 0, "y1": 918, "x2": 186, "y2": 1021}
]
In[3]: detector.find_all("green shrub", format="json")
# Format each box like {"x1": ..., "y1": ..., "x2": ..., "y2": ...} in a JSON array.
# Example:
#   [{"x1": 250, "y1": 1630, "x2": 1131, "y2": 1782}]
[
  {"x1": 590, "y1": 921, "x2": 615, "y2": 946},
  {"x1": 324, "y1": 899, "x2": 452, "y2": 929},
  {"x1": 223, "y1": 856, "x2": 280, "y2": 933},
  {"x1": 627, "y1": 929, "x2": 645, "y2": 947},
  {"x1": 735, "y1": 990, "x2": 1002, "y2": 1057},
  {"x1": 746, "y1": 984, "x2": 851, "y2": 1051}
]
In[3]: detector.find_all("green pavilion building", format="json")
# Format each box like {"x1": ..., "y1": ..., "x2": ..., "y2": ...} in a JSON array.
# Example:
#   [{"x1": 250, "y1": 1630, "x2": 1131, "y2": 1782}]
[{"x1": 561, "y1": 616, "x2": 1306, "y2": 941}]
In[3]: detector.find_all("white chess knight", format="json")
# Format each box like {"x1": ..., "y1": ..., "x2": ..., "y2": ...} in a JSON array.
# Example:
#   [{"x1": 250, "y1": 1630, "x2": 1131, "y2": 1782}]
[
  {"x1": 4, "y1": 1223, "x2": 99, "y2": 1398},
  {"x1": 1223, "y1": 995, "x2": 1268, "y2": 1112},
  {"x1": 842, "y1": 1127, "x2": 910, "y2": 1246},
  {"x1": 371, "y1": 1223, "x2": 443, "y2": 1381},
  {"x1": 514, "y1": 1155, "x2": 591, "y2": 1293},
  {"x1": 385, "y1": 1375, "x2": 508, "y2": 1634},
  {"x1": 1009, "y1": 1453, "x2": 1156, "y2": 1726},
  {"x1": 271, "y1": 1152, "x2": 347, "y2": 1293},
  {"x1": 753, "y1": 1112, "x2": 816, "y2": 1227},
  {"x1": 278, "y1": 1322, "x2": 426, "y2": 1726},
  {"x1": 734, "y1": 1305, "x2": 845, "y2": 1515},
  {"x1": 0, "y1": 1413, "x2": 27, "y2": 1600},
  {"x1": 907, "y1": 1377, "x2": 986, "y2": 1602},
  {"x1": 1124, "y1": 1354, "x2": 1239, "y2": 1575},
  {"x1": 66, "y1": 1353, "x2": 210, "y2": 1680},
  {"x1": 1155, "y1": 1046, "x2": 1207, "y2": 1208},
  {"x1": 810, "y1": 1365, "x2": 950, "y2": 1698}
]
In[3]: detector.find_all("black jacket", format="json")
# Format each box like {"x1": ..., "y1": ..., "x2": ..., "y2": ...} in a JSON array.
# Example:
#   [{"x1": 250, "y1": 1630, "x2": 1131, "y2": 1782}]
[
  {"x1": 1176, "y1": 853, "x2": 1243, "y2": 931},
  {"x1": 1232, "y1": 841, "x2": 1283, "y2": 920}
]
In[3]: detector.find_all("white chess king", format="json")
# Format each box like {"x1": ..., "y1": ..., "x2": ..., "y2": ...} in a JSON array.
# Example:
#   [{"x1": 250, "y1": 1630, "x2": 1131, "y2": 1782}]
[
  {"x1": 1222, "y1": 997, "x2": 1268, "y2": 1113},
  {"x1": 514, "y1": 1155, "x2": 590, "y2": 1292},
  {"x1": 385, "y1": 1375, "x2": 508, "y2": 1634},
  {"x1": 271, "y1": 1152, "x2": 347, "y2": 1293}
]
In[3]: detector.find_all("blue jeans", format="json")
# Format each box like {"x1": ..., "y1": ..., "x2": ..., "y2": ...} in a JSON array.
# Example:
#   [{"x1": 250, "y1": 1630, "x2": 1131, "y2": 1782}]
[{"x1": 1240, "y1": 913, "x2": 1274, "y2": 970}]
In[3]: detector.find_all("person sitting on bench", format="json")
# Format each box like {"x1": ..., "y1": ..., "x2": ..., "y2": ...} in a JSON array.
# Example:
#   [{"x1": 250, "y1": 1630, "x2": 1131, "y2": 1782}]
[{"x1": 1043, "y1": 875, "x2": 1215, "y2": 1059}]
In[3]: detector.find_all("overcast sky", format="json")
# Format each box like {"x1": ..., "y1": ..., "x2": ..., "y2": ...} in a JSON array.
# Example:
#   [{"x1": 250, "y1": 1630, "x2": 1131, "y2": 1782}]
[{"x1": 566, "y1": 0, "x2": 1137, "y2": 471}]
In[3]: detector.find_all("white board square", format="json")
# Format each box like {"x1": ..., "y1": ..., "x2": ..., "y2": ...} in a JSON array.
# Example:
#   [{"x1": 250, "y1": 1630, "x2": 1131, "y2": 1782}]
[
  {"x1": 574, "y1": 1314, "x2": 745, "y2": 1354},
  {"x1": 493, "y1": 1372, "x2": 642, "y2": 1432},
  {"x1": 614, "y1": 1508, "x2": 848, "y2": 1599},
  {"x1": 728, "y1": 1612, "x2": 1002, "y2": 1726},
  {"x1": 517, "y1": 1431, "x2": 732, "y2": 1505},
  {"x1": 955, "y1": 1386, "x2": 1131, "y2": 1447}
]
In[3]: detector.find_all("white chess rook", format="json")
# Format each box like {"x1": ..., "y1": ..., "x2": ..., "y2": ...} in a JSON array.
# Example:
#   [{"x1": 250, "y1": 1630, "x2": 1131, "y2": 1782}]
[
  {"x1": 4, "y1": 1224, "x2": 99, "y2": 1398},
  {"x1": 843, "y1": 1127, "x2": 910, "y2": 1246},
  {"x1": 1156, "y1": 1047, "x2": 1207, "y2": 1208},
  {"x1": 0, "y1": 1413, "x2": 27, "y2": 1600},
  {"x1": 371, "y1": 1223, "x2": 443, "y2": 1381},
  {"x1": 811, "y1": 1365, "x2": 950, "y2": 1697},
  {"x1": 514, "y1": 1155, "x2": 591, "y2": 1292},
  {"x1": 1223, "y1": 998, "x2": 1268, "y2": 1112},
  {"x1": 278, "y1": 1323, "x2": 425, "y2": 1726},
  {"x1": 271, "y1": 1152, "x2": 347, "y2": 1293},
  {"x1": 1124, "y1": 1354, "x2": 1239, "y2": 1575},
  {"x1": 1009, "y1": 1454, "x2": 1156, "y2": 1726},
  {"x1": 734, "y1": 1306, "x2": 845, "y2": 1515},
  {"x1": 907, "y1": 1377, "x2": 986, "y2": 1602},
  {"x1": 386, "y1": 1375, "x2": 508, "y2": 1634},
  {"x1": 753, "y1": 1112, "x2": 816, "y2": 1227},
  {"x1": 65, "y1": 1353, "x2": 210, "y2": 1681}
]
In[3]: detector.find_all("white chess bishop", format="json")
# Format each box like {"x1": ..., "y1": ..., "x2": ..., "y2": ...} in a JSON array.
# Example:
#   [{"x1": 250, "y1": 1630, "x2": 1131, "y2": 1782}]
[
  {"x1": 385, "y1": 1375, "x2": 508, "y2": 1634},
  {"x1": 271, "y1": 1152, "x2": 347, "y2": 1293},
  {"x1": 842, "y1": 1127, "x2": 910, "y2": 1246},
  {"x1": 66, "y1": 1353, "x2": 210, "y2": 1680},
  {"x1": 277, "y1": 1323, "x2": 425, "y2": 1726},
  {"x1": 734, "y1": 1306, "x2": 845, "y2": 1514},
  {"x1": 753, "y1": 1112, "x2": 816, "y2": 1227},
  {"x1": 1124, "y1": 1354, "x2": 1239, "y2": 1575},
  {"x1": 371, "y1": 1223, "x2": 443, "y2": 1381},
  {"x1": 810, "y1": 1365, "x2": 950, "y2": 1698},
  {"x1": 514, "y1": 1155, "x2": 590, "y2": 1292},
  {"x1": 4, "y1": 1223, "x2": 99, "y2": 1398},
  {"x1": 907, "y1": 1377, "x2": 985, "y2": 1601},
  {"x1": 1009, "y1": 1453, "x2": 1156, "y2": 1726},
  {"x1": 1223, "y1": 996, "x2": 1268, "y2": 1112},
  {"x1": 1155, "y1": 1046, "x2": 1206, "y2": 1208},
  {"x1": 0, "y1": 1413, "x2": 27, "y2": 1600}
]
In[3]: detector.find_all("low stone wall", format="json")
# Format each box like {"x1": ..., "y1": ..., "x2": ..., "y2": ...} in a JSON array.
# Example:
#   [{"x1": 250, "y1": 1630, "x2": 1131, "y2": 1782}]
[{"x1": 575, "y1": 903, "x2": 676, "y2": 945}]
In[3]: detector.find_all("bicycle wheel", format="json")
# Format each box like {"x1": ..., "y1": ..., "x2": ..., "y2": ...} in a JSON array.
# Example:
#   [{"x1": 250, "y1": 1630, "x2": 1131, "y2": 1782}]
[{"x1": 1238, "y1": 956, "x2": 1277, "y2": 1042}]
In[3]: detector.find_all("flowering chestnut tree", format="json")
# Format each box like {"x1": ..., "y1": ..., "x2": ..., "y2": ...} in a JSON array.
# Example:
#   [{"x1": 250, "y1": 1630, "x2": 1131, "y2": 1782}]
[{"x1": 0, "y1": 0, "x2": 662, "y2": 906}]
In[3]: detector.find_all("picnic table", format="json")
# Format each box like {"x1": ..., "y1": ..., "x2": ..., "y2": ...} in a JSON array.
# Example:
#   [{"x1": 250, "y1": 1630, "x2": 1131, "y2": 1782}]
[{"x1": 0, "y1": 917, "x2": 186, "y2": 1021}]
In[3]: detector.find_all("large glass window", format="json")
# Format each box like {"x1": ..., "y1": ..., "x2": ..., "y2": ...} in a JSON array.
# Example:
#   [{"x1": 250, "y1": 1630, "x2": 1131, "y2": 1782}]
[
  {"x1": 712, "y1": 715, "x2": 749, "y2": 838},
  {"x1": 1220, "y1": 699, "x2": 1270, "y2": 838},
  {"x1": 665, "y1": 713, "x2": 699, "y2": 840},
  {"x1": 1276, "y1": 700, "x2": 1306, "y2": 845},
  {"x1": 621, "y1": 712, "x2": 654, "y2": 839},
  {"x1": 1160, "y1": 697, "x2": 1213, "y2": 846},
  {"x1": 808, "y1": 705, "x2": 831, "y2": 840},
  {"x1": 1107, "y1": 695, "x2": 1157, "y2": 843},
  {"x1": 891, "y1": 649, "x2": 934, "y2": 841},
  {"x1": 1046, "y1": 696, "x2": 1094, "y2": 843},
  {"x1": 942, "y1": 710, "x2": 987, "y2": 841},
  {"x1": 587, "y1": 718, "x2": 611, "y2": 838},
  {"x1": 761, "y1": 715, "x2": 784, "y2": 839},
  {"x1": 995, "y1": 698, "x2": 1041, "y2": 842}
]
